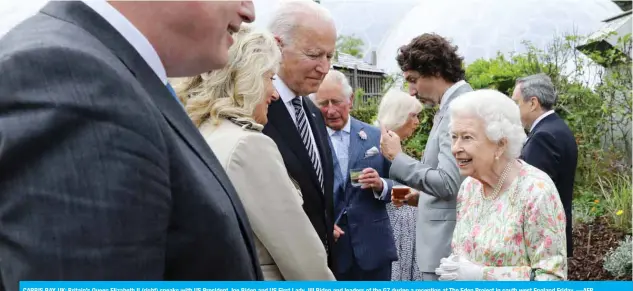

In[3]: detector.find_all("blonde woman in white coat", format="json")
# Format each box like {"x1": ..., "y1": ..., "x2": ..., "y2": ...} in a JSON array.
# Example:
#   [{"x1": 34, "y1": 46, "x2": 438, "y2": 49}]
[{"x1": 174, "y1": 25, "x2": 335, "y2": 281}]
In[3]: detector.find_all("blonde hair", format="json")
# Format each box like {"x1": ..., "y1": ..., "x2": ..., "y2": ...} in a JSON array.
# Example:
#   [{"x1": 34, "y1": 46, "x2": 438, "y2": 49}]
[
  {"x1": 375, "y1": 89, "x2": 423, "y2": 131},
  {"x1": 174, "y1": 24, "x2": 281, "y2": 129}
]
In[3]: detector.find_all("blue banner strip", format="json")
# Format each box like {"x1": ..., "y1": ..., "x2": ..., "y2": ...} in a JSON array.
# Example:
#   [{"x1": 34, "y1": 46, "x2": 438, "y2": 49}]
[{"x1": 18, "y1": 281, "x2": 633, "y2": 291}]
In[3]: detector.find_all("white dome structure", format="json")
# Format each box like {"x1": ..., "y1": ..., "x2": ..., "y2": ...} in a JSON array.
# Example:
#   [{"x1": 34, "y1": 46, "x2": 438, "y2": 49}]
[{"x1": 377, "y1": 0, "x2": 623, "y2": 73}]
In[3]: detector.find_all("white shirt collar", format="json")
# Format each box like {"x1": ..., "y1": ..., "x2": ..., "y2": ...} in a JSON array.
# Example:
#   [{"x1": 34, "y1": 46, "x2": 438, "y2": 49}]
[
  {"x1": 440, "y1": 80, "x2": 466, "y2": 110},
  {"x1": 81, "y1": 0, "x2": 167, "y2": 84},
  {"x1": 273, "y1": 75, "x2": 298, "y2": 104},
  {"x1": 327, "y1": 115, "x2": 351, "y2": 136},
  {"x1": 530, "y1": 110, "x2": 555, "y2": 132}
]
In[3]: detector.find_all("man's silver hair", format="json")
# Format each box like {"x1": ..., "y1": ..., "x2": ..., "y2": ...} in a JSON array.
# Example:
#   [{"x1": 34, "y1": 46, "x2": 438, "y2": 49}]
[
  {"x1": 267, "y1": 0, "x2": 334, "y2": 45},
  {"x1": 308, "y1": 70, "x2": 353, "y2": 101},
  {"x1": 516, "y1": 73, "x2": 557, "y2": 110}
]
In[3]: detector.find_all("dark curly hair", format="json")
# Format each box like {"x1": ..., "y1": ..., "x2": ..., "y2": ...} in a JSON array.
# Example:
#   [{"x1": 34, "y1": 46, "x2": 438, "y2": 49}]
[{"x1": 396, "y1": 33, "x2": 465, "y2": 83}]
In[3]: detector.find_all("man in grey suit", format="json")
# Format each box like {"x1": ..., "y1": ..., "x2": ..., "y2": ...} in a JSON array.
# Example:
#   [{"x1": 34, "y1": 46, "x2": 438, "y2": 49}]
[
  {"x1": 380, "y1": 33, "x2": 472, "y2": 281},
  {"x1": 0, "y1": 1, "x2": 261, "y2": 289}
]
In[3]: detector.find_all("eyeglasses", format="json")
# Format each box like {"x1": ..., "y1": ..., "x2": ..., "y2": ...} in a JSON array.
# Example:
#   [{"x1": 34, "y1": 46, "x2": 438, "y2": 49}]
[{"x1": 317, "y1": 99, "x2": 345, "y2": 107}]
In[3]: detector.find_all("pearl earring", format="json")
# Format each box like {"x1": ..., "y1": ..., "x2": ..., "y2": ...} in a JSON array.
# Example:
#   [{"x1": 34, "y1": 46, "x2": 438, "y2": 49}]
[{"x1": 495, "y1": 156, "x2": 499, "y2": 160}]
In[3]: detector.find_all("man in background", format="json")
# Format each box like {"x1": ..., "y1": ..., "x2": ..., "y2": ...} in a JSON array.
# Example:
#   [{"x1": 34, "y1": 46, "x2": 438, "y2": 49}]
[
  {"x1": 312, "y1": 70, "x2": 398, "y2": 281},
  {"x1": 380, "y1": 33, "x2": 470, "y2": 281},
  {"x1": 513, "y1": 73, "x2": 577, "y2": 258},
  {"x1": 263, "y1": 0, "x2": 338, "y2": 269},
  {"x1": 0, "y1": 1, "x2": 261, "y2": 289}
]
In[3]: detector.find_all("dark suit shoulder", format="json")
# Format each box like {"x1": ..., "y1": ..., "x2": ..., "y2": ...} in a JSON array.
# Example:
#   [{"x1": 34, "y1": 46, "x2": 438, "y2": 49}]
[
  {"x1": 535, "y1": 115, "x2": 576, "y2": 145},
  {"x1": 1, "y1": 12, "x2": 113, "y2": 62}
]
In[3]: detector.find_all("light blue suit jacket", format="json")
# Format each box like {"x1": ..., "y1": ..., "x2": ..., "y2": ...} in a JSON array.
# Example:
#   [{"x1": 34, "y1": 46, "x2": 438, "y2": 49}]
[{"x1": 331, "y1": 118, "x2": 398, "y2": 273}]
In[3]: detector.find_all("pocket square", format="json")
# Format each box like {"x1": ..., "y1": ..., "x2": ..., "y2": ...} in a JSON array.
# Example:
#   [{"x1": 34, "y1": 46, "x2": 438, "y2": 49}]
[{"x1": 364, "y1": 146, "x2": 380, "y2": 158}]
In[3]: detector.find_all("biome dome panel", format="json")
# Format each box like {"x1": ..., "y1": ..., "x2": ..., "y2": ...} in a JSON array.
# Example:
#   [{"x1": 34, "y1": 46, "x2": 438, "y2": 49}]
[{"x1": 376, "y1": 0, "x2": 622, "y2": 73}]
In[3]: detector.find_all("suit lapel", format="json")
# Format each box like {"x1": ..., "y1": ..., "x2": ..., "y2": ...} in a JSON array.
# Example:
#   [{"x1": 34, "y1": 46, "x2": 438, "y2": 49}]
[
  {"x1": 267, "y1": 98, "x2": 322, "y2": 193},
  {"x1": 331, "y1": 144, "x2": 345, "y2": 203},
  {"x1": 348, "y1": 118, "x2": 366, "y2": 170},
  {"x1": 41, "y1": 2, "x2": 227, "y2": 182}
]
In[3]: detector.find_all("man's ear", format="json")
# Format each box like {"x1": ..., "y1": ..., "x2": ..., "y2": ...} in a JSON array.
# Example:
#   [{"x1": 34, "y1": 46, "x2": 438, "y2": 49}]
[
  {"x1": 529, "y1": 96, "x2": 540, "y2": 112},
  {"x1": 349, "y1": 94, "x2": 354, "y2": 110}
]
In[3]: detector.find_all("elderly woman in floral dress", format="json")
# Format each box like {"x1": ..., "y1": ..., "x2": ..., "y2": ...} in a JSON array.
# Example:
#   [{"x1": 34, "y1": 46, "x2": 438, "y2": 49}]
[{"x1": 435, "y1": 89, "x2": 567, "y2": 281}]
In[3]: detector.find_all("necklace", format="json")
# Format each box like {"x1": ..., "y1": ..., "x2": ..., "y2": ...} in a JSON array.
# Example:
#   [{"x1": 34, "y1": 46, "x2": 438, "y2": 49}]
[
  {"x1": 473, "y1": 161, "x2": 521, "y2": 226},
  {"x1": 481, "y1": 160, "x2": 513, "y2": 201}
]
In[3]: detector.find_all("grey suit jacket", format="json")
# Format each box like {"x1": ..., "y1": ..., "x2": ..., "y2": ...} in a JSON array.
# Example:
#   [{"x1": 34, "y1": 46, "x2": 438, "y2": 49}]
[
  {"x1": 389, "y1": 83, "x2": 473, "y2": 273},
  {"x1": 0, "y1": 2, "x2": 262, "y2": 289}
]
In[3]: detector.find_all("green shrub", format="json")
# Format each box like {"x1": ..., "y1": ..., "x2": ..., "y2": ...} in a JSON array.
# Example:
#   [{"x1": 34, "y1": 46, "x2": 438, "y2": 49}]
[
  {"x1": 401, "y1": 107, "x2": 435, "y2": 158},
  {"x1": 350, "y1": 105, "x2": 377, "y2": 125},
  {"x1": 603, "y1": 235, "x2": 632, "y2": 278},
  {"x1": 464, "y1": 33, "x2": 631, "y2": 205},
  {"x1": 597, "y1": 174, "x2": 632, "y2": 233},
  {"x1": 572, "y1": 193, "x2": 604, "y2": 227}
]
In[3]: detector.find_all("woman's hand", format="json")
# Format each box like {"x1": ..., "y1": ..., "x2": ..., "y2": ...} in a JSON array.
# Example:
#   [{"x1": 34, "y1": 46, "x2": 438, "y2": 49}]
[
  {"x1": 435, "y1": 255, "x2": 485, "y2": 281},
  {"x1": 392, "y1": 188, "x2": 420, "y2": 207}
]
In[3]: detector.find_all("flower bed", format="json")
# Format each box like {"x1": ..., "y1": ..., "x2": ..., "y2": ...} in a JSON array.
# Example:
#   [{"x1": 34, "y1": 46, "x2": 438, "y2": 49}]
[{"x1": 568, "y1": 216, "x2": 632, "y2": 280}]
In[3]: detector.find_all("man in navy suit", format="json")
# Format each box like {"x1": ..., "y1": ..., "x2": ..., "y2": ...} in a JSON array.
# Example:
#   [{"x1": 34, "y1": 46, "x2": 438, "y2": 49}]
[
  {"x1": 512, "y1": 73, "x2": 578, "y2": 257},
  {"x1": 311, "y1": 70, "x2": 398, "y2": 281}
]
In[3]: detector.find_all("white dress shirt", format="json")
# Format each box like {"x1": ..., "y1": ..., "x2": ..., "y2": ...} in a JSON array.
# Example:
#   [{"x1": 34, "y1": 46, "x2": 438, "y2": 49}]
[
  {"x1": 327, "y1": 117, "x2": 388, "y2": 199},
  {"x1": 273, "y1": 76, "x2": 322, "y2": 167},
  {"x1": 530, "y1": 110, "x2": 555, "y2": 132},
  {"x1": 81, "y1": 0, "x2": 167, "y2": 85}
]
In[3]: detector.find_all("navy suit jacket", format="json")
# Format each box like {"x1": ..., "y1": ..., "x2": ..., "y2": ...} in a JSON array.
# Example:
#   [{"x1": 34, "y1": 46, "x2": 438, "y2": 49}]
[
  {"x1": 331, "y1": 118, "x2": 398, "y2": 273},
  {"x1": 520, "y1": 113, "x2": 577, "y2": 257}
]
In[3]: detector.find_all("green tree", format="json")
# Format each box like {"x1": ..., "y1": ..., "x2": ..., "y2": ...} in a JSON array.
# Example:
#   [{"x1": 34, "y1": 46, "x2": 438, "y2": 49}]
[
  {"x1": 465, "y1": 33, "x2": 632, "y2": 199},
  {"x1": 335, "y1": 35, "x2": 364, "y2": 60}
]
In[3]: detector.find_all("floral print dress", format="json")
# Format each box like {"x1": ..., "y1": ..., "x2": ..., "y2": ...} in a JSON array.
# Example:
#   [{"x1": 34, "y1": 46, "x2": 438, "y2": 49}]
[
  {"x1": 451, "y1": 160, "x2": 567, "y2": 280},
  {"x1": 387, "y1": 204, "x2": 422, "y2": 281}
]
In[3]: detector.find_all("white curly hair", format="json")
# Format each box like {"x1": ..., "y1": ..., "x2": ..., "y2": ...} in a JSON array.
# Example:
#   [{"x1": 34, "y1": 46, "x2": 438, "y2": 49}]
[{"x1": 448, "y1": 89, "x2": 527, "y2": 159}]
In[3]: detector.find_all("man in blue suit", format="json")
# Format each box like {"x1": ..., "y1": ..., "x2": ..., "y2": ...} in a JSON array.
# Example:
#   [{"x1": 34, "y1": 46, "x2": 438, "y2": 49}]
[{"x1": 310, "y1": 70, "x2": 398, "y2": 281}]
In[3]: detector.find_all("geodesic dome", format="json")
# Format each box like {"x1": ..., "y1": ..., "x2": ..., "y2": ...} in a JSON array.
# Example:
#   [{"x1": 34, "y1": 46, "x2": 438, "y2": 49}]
[{"x1": 376, "y1": 0, "x2": 622, "y2": 73}]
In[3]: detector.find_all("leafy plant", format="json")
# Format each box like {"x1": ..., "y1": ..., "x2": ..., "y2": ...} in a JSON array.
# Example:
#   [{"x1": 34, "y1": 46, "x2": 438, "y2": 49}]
[
  {"x1": 335, "y1": 35, "x2": 364, "y2": 60},
  {"x1": 597, "y1": 174, "x2": 632, "y2": 233},
  {"x1": 572, "y1": 201, "x2": 596, "y2": 227},
  {"x1": 572, "y1": 193, "x2": 606, "y2": 223},
  {"x1": 603, "y1": 235, "x2": 632, "y2": 278},
  {"x1": 350, "y1": 88, "x2": 378, "y2": 124},
  {"x1": 465, "y1": 32, "x2": 632, "y2": 206}
]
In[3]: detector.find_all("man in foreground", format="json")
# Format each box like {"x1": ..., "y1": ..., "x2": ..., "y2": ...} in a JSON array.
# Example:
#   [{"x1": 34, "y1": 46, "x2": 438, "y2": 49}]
[{"x1": 0, "y1": 1, "x2": 261, "y2": 288}]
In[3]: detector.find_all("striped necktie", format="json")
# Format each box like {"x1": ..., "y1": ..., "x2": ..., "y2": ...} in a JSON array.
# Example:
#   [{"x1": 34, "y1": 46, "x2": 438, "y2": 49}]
[{"x1": 291, "y1": 97, "x2": 324, "y2": 193}]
